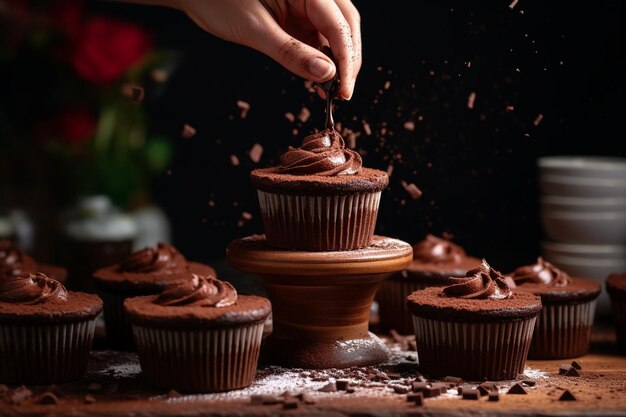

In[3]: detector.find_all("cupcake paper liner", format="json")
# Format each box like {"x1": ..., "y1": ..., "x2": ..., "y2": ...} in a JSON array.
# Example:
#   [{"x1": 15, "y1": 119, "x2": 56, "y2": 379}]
[
  {"x1": 377, "y1": 279, "x2": 430, "y2": 335},
  {"x1": 257, "y1": 191, "x2": 381, "y2": 251},
  {"x1": 132, "y1": 323, "x2": 265, "y2": 393},
  {"x1": 529, "y1": 300, "x2": 596, "y2": 359},
  {"x1": 100, "y1": 290, "x2": 135, "y2": 350},
  {"x1": 609, "y1": 297, "x2": 626, "y2": 350},
  {"x1": 0, "y1": 319, "x2": 97, "y2": 384},
  {"x1": 412, "y1": 316, "x2": 537, "y2": 380}
]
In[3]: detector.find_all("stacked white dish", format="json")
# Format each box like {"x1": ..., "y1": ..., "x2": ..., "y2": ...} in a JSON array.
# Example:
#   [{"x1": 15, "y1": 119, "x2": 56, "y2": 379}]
[{"x1": 538, "y1": 156, "x2": 626, "y2": 318}]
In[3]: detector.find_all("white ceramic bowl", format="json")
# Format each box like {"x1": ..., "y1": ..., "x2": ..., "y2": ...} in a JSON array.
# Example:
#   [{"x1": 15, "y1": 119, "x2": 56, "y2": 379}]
[
  {"x1": 542, "y1": 241, "x2": 626, "y2": 261},
  {"x1": 543, "y1": 254, "x2": 625, "y2": 319},
  {"x1": 539, "y1": 175, "x2": 626, "y2": 198},
  {"x1": 538, "y1": 156, "x2": 626, "y2": 180},
  {"x1": 541, "y1": 210, "x2": 626, "y2": 244},
  {"x1": 540, "y1": 196, "x2": 626, "y2": 213}
]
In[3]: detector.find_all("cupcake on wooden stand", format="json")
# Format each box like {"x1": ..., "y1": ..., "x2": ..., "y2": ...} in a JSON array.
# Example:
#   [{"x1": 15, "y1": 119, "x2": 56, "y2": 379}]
[{"x1": 227, "y1": 70, "x2": 412, "y2": 369}]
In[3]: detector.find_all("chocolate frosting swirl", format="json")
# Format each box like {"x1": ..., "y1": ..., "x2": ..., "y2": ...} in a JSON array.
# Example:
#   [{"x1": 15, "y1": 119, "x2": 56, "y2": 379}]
[
  {"x1": 0, "y1": 239, "x2": 37, "y2": 277},
  {"x1": 118, "y1": 242, "x2": 187, "y2": 274},
  {"x1": 412, "y1": 234, "x2": 466, "y2": 263},
  {"x1": 443, "y1": 259, "x2": 513, "y2": 300},
  {"x1": 278, "y1": 128, "x2": 362, "y2": 176},
  {"x1": 0, "y1": 272, "x2": 67, "y2": 304},
  {"x1": 156, "y1": 274, "x2": 237, "y2": 307},
  {"x1": 510, "y1": 257, "x2": 571, "y2": 287}
]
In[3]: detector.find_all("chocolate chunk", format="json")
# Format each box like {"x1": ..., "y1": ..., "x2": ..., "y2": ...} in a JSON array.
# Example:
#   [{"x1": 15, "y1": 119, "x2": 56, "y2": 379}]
[
  {"x1": 37, "y1": 392, "x2": 59, "y2": 405},
  {"x1": 10, "y1": 386, "x2": 32, "y2": 404},
  {"x1": 480, "y1": 382, "x2": 499, "y2": 391},
  {"x1": 318, "y1": 382, "x2": 337, "y2": 393},
  {"x1": 423, "y1": 387, "x2": 442, "y2": 398},
  {"x1": 571, "y1": 361, "x2": 582, "y2": 370},
  {"x1": 477, "y1": 385, "x2": 491, "y2": 396},
  {"x1": 406, "y1": 355, "x2": 417, "y2": 362},
  {"x1": 488, "y1": 391, "x2": 500, "y2": 402},
  {"x1": 250, "y1": 395, "x2": 282, "y2": 405},
  {"x1": 522, "y1": 380, "x2": 536, "y2": 387},
  {"x1": 559, "y1": 365, "x2": 580, "y2": 377},
  {"x1": 336, "y1": 379, "x2": 351, "y2": 391},
  {"x1": 463, "y1": 389, "x2": 481, "y2": 400},
  {"x1": 412, "y1": 392, "x2": 424, "y2": 406},
  {"x1": 457, "y1": 385, "x2": 469, "y2": 396},
  {"x1": 283, "y1": 399, "x2": 299, "y2": 409},
  {"x1": 507, "y1": 383, "x2": 527, "y2": 395},
  {"x1": 559, "y1": 390, "x2": 577, "y2": 401},
  {"x1": 406, "y1": 393, "x2": 422, "y2": 402},
  {"x1": 87, "y1": 382, "x2": 103, "y2": 393},
  {"x1": 412, "y1": 381, "x2": 428, "y2": 392},
  {"x1": 181, "y1": 124, "x2": 197, "y2": 139},
  {"x1": 167, "y1": 390, "x2": 182, "y2": 398},
  {"x1": 392, "y1": 385, "x2": 409, "y2": 394},
  {"x1": 84, "y1": 395, "x2": 96, "y2": 404},
  {"x1": 346, "y1": 387, "x2": 356, "y2": 394},
  {"x1": 430, "y1": 382, "x2": 449, "y2": 394},
  {"x1": 443, "y1": 376, "x2": 463, "y2": 386}
]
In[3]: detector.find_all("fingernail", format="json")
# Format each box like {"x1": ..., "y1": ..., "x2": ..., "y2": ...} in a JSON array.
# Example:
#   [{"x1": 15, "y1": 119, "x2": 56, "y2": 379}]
[{"x1": 308, "y1": 58, "x2": 334, "y2": 80}]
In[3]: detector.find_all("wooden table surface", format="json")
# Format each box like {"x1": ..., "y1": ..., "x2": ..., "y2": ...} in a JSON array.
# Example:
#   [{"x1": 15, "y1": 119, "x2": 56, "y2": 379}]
[{"x1": 2, "y1": 323, "x2": 626, "y2": 417}]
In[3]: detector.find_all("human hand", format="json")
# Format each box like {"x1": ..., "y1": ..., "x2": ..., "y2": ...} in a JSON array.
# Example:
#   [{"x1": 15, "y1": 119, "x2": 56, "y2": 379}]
[{"x1": 175, "y1": 0, "x2": 361, "y2": 100}]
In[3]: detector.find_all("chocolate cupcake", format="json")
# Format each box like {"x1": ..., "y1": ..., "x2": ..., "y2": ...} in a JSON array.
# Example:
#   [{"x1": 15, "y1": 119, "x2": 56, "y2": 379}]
[
  {"x1": 607, "y1": 274, "x2": 626, "y2": 351},
  {"x1": 406, "y1": 260, "x2": 542, "y2": 380},
  {"x1": 0, "y1": 239, "x2": 67, "y2": 283},
  {"x1": 376, "y1": 234, "x2": 482, "y2": 334},
  {"x1": 125, "y1": 274, "x2": 271, "y2": 393},
  {"x1": 92, "y1": 242, "x2": 216, "y2": 349},
  {"x1": 250, "y1": 128, "x2": 388, "y2": 251},
  {"x1": 509, "y1": 257, "x2": 601, "y2": 359},
  {"x1": 0, "y1": 273, "x2": 102, "y2": 384}
]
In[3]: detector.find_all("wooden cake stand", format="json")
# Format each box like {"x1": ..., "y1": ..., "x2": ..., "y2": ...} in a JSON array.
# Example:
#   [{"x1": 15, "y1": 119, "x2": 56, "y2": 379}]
[{"x1": 226, "y1": 235, "x2": 413, "y2": 369}]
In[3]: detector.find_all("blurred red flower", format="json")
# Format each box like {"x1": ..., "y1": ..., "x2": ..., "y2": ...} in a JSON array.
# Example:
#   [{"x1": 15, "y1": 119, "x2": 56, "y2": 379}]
[
  {"x1": 70, "y1": 17, "x2": 153, "y2": 85},
  {"x1": 35, "y1": 108, "x2": 97, "y2": 145}
]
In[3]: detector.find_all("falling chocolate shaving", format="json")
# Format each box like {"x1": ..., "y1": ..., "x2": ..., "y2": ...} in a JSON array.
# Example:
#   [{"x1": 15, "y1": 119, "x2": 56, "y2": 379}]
[
  {"x1": 181, "y1": 124, "x2": 196, "y2": 139},
  {"x1": 401, "y1": 180, "x2": 423, "y2": 200},
  {"x1": 507, "y1": 383, "x2": 527, "y2": 395},
  {"x1": 488, "y1": 391, "x2": 500, "y2": 402},
  {"x1": 37, "y1": 392, "x2": 59, "y2": 405},
  {"x1": 559, "y1": 390, "x2": 577, "y2": 401},
  {"x1": 571, "y1": 361, "x2": 582, "y2": 370},
  {"x1": 462, "y1": 389, "x2": 481, "y2": 400}
]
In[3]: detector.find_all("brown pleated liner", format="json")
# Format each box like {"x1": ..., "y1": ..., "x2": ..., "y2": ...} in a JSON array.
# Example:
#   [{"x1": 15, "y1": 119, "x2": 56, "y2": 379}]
[
  {"x1": 412, "y1": 316, "x2": 537, "y2": 380},
  {"x1": 257, "y1": 190, "x2": 381, "y2": 251},
  {"x1": 132, "y1": 322, "x2": 265, "y2": 393},
  {"x1": 376, "y1": 279, "x2": 430, "y2": 335},
  {"x1": 99, "y1": 290, "x2": 135, "y2": 350},
  {"x1": 529, "y1": 300, "x2": 597, "y2": 359},
  {"x1": 609, "y1": 297, "x2": 626, "y2": 350},
  {"x1": 0, "y1": 319, "x2": 97, "y2": 384}
]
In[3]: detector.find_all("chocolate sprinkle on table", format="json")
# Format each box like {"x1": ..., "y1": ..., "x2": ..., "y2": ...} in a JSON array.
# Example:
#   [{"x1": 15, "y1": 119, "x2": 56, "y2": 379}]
[{"x1": 507, "y1": 383, "x2": 527, "y2": 395}]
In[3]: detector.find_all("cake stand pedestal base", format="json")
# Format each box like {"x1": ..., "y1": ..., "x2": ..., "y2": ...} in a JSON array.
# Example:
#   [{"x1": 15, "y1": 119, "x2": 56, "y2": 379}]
[{"x1": 226, "y1": 235, "x2": 413, "y2": 369}]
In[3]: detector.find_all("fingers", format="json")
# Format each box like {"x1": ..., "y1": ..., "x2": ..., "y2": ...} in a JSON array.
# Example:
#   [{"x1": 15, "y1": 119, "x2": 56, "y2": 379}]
[
  {"x1": 241, "y1": 3, "x2": 338, "y2": 86},
  {"x1": 304, "y1": 0, "x2": 356, "y2": 100},
  {"x1": 334, "y1": 0, "x2": 362, "y2": 94}
]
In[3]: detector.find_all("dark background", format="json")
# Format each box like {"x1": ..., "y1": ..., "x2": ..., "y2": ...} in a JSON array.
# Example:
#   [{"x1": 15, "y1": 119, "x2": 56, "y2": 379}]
[{"x1": 11, "y1": 1, "x2": 626, "y2": 275}]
